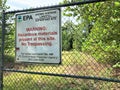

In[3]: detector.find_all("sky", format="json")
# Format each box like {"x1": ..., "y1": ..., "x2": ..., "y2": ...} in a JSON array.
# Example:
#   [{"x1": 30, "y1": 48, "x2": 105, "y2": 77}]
[
  {"x1": 6, "y1": 0, "x2": 76, "y2": 24},
  {"x1": 6, "y1": 0, "x2": 63, "y2": 11}
]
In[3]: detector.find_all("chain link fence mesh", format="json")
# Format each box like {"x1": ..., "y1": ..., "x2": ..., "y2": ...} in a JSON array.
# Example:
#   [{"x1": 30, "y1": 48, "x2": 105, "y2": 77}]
[
  {"x1": 3, "y1": 73, "x2": 120, "y2": 90},
  {"x1": 2, "y1": 1, "x2": 120, "y2": 90}
]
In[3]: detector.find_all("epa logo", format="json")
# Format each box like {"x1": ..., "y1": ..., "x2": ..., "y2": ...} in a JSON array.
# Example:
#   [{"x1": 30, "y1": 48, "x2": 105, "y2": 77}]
[
  {"x1": 17, "y1": 15, "x2": 33, "y2": 22},
  {"x1": 17, "y1": 16, "x2": 22, "y2": 22}
]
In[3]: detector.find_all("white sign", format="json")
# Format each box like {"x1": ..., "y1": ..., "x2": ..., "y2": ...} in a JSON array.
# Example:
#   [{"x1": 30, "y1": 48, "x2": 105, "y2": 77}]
[{"x1": 16, "y1": 9, "x2": 61, "y2": 64}]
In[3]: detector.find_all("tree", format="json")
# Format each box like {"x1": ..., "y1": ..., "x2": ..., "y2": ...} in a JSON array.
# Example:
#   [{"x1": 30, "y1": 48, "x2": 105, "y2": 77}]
[
  {"x1": 62, "y1": 0, "x2": 120, "y2": 65},
  {"x1": 0, "y1": 0, "x2": 15, "y2": 62},
  {"x1": 62, "y1": 21, "x2": 74, "y2": 51},
  {"x1": 0, "y1": 0, "x2": 9, "y2": 10},
  {"x1": 82, "y1": 0, "x2": 120, "y2": 64},
  {"x1": 62, "y1": 20, "x2": 89, "y2": 51}
]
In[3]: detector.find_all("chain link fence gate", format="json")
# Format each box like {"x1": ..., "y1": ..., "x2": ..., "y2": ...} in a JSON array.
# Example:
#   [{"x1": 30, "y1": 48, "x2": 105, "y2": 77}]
[{"x1": 1, "y1": 0, "x2": 120, "y2": 90}]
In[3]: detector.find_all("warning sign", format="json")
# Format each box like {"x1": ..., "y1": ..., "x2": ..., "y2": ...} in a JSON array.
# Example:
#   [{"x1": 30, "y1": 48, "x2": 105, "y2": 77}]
[{"x1": 16, "y1": 9, "x2": 61, "y2": 64}]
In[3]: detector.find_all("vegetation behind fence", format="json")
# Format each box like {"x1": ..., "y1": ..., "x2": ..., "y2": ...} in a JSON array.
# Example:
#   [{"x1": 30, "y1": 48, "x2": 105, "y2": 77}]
[{"x1": 0, "y1": 0, "x2": 120, "y2": 90}]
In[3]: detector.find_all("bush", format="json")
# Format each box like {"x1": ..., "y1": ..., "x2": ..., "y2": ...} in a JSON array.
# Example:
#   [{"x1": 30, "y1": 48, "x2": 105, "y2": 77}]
[
  {"x1": 82, "y1": 19, "x2": 120, "y2": 65},
  {"x1": 4, "y1": 54, "x2": 14, "y2": 63}
]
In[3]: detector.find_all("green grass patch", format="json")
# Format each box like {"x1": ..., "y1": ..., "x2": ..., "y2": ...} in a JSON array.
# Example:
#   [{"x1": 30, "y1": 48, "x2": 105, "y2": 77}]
[
  {"x1": 3, "y1": 51, "x2": 119, "y2": 90},
  {"x1": 4, "y1": 73, "x2": 118, "y2": 90}
]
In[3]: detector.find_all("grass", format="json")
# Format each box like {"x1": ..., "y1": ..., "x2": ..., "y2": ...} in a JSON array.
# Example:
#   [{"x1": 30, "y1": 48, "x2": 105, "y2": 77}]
[
  {"x1": 3, "y1": 51, "x2": 120, "y2": 90},
  {"x1": 4, "y1": 73, "x2": 118, "y2": 90}
]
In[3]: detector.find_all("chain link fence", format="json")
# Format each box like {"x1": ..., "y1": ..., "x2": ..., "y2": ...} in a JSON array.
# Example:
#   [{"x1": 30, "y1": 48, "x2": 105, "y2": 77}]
[{"x1": 1, "y1": 0, "x2": 120, "y2": 90}]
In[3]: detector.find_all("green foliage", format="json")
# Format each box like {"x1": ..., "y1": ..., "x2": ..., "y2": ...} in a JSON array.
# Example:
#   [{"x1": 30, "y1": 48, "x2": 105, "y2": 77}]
[
  {"x1": 4, "y1": 54, "x2": 14, "y2": 63},
  {"x1": 4, "y1": 23, "x2": 15, "y2": 55},
  {"x1": 62, "y1": 20, "x2": 89, "y2": 51},
  {"x1": 113, "y1": 62, "x2": 120, "y2": 68},
  {"x1": 73, "y1": 23, "x2": 89, "y2": 51},
  {"x1": 82, "y1": 0, "x2": 120, "y2": 64},
  {"x1": 0, "y1": 0, "x2": 15, "y2": 61},
  {"x1": 62, "y1": 0, "x2": 120, "y2": 64},
  {"x1": 62, "y1": 21, "x2": 74, "y2": 51},
  {"x1": 0, "y1": 0, "x2": 9, "y2": 10},
  {"x1": 4, "y1": 19, "x2": 15, "y2": 62}
]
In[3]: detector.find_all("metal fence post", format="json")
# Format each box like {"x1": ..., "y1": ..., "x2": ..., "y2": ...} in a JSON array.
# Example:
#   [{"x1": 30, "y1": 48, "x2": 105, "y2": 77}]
[{"x1": 0, "y1": 10, "x2": 5, "y2": 90}]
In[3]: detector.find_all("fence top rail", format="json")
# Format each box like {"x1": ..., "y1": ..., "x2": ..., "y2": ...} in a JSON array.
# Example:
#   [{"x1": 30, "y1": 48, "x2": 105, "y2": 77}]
[{"x1": 4, "y1": 0, "x2": 106, "y2": 14}]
